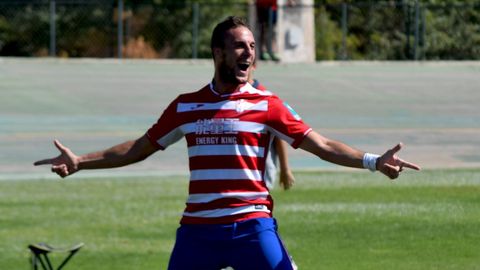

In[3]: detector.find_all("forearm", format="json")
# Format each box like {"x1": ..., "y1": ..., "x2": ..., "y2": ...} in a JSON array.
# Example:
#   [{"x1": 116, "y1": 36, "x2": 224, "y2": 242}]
[
  {"x1": 274, "y1": 138, "x2": 291, "y2": 171},
  {"x1": 77, "y1": 136, "x2": 156, "y2": 171},
  {"x1": 299, "y1": 131, "x2": 364, "y2": 169},
  {"x1": 320, "y1": 140, "x2": 364, "y2": 168},
  {"x1": 78, "y1": 141, "x2": 133, "y2": 170}
]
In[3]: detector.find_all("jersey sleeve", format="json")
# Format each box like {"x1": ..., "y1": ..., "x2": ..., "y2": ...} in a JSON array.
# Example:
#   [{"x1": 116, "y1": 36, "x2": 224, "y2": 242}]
[
  {"x1": 266, "y1": 96, "x2": 312, "y2": 149},
  {"x1": 146, "y1": 98, "x2": 184, "y2": 150}
]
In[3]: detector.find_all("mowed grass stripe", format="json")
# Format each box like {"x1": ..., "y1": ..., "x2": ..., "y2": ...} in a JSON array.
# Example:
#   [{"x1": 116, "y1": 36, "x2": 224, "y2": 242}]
[
  {"x1": 273, "y1": 169, "x2": 480, "y2": 270},
  {"x1": 1, "y1": 169, "x2": 479, "y2": 269},
  {"x1": 281, "y1": 202, "x2": 465, "y2": 217}
]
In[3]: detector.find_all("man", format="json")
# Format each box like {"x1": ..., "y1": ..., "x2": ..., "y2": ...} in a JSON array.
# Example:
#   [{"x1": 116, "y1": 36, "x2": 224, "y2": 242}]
[
  {"x1": 256, "y1": 0, "x2": 279, "y2": 61},
  {"x1": 35, "y1": 16, "x2": 420, "y2": 270}
]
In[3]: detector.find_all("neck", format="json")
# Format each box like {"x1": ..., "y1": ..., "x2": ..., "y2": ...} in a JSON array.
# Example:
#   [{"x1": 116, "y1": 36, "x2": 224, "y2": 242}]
[{"x1": 212, "y1": 74, "x2": 241, "y2": 94}]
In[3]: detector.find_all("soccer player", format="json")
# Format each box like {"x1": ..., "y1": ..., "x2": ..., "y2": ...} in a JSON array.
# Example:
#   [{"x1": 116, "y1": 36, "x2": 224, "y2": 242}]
[
  {"x1": 248, "y1": 61, "x2": 295, "y2": 190},
  {"x1": 34, "y1": 16, "x2": 420, "y2": 270}
]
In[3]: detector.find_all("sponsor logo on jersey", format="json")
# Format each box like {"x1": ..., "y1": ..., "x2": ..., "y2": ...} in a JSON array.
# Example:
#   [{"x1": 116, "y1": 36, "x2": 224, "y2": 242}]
[{"x1": 195, "y1": 118, "x2": 239, "y2": 135}]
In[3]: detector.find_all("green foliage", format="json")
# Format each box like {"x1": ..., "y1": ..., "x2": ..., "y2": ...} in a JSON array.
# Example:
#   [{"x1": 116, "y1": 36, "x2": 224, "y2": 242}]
[
  {"x1": 132, "y1": 3, "x2": 193, "y2": 58},
  {"x1": 314, "y1": 0, "x2": 480, "y2": 60},
  {"x1": 56, "y1": 3, "x2": 114, "y2": 57},
  {"x1": 424, "y1": 6, "x2": 480, "y2": 59},
  {"x1": 315, "y1": 2, "x2": 411, "y2": 60},
  {"x1": 121, "y1": 1, "x2": 248, "y2": 58},
  {"x1": 0, "y1": 16, "x2": 10, "y2": 51},
  {"x1": 315, "y1": 6, "x2": 343, "y2": 60},
  {"x1": 0, "y1": 4, "x2": 49, "y2": 56},
  {"x1": 0, "y1": 1, "x2": 479, "y2": 59},
  {"x1": 0, "y1": 2, "x2": 114, "y2": 57}
]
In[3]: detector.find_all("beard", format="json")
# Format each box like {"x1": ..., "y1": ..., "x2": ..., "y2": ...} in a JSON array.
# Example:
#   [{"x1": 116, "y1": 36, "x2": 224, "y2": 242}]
[{"x1": 218, "y1": 58, "x2": 245, "y2": 85}]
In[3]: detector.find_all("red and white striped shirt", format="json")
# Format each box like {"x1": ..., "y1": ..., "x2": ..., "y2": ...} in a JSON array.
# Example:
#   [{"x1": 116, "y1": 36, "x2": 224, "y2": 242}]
[{"x1": 147, "y1": 82, "x2": 312, "y2": 224}]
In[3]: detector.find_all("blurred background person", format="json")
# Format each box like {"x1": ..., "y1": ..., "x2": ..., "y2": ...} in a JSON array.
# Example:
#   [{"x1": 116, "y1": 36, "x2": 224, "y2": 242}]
[
  {"x1": 255, "y1": 0, "x2": 280, "y2": 61},
  {"x1": 248, "y1": 60, "x2": 296, "y2": 190}
]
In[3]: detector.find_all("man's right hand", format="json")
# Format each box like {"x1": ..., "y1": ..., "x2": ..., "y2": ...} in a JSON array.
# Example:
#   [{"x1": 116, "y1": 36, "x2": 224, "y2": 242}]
[{"x1": 34, "y1": 139, "x2": 79, "y2": 178}]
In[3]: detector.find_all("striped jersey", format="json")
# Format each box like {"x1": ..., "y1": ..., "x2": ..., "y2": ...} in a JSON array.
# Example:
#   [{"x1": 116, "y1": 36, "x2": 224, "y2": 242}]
[{"x1": 146, "y1": 82, "x2": 312, "y2": 224}]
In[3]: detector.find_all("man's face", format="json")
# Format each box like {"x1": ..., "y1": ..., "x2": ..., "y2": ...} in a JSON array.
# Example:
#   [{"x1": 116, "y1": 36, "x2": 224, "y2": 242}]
[{"x1": 216, "y1": 26, "x2": 256, "y2": 84}]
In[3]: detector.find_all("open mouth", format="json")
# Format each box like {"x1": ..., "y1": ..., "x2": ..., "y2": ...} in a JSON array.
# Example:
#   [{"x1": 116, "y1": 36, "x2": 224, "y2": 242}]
[{"x1": 237, "y1": 63, "x2": 250, "y2": 72}]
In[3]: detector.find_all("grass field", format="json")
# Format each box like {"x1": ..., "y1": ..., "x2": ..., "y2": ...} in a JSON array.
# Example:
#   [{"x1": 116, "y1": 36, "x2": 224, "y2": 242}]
[
  {"x1": 1, "y1": 59, "x2": 479, "y2": 269},
  {"x1": 1, "y1": 169, "x2": 479, "y2": 269}
]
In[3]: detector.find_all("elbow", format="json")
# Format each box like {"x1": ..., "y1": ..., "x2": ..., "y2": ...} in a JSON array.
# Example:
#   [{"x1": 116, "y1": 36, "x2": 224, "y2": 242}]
[{"x1": 299, "y1": 131, "x2": 333, "y2": 160}]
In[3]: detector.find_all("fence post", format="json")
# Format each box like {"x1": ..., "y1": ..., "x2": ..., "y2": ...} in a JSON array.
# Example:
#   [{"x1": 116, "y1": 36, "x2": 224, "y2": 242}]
[
  {"x1": 420, "y1": 5, "x2": 426, "y2": 60},
  {"x1": 117, "y1": 0, "x2": 124, "y2": 59},
  {"x1": 405, "y1": 2, "x2": 411, "y2": 59},
  {"x1": 192, "y1": 2, "x2": 199, "y2": 59},
  {"x1": 413, "y1": 0, "x2": 420, "y2": 60},
  {"x1": 49, "y1": 0, "x2": 56, "y2": 57},
  {"x1": 341, "y1": 2, "x2": 348, "y2": 60}
]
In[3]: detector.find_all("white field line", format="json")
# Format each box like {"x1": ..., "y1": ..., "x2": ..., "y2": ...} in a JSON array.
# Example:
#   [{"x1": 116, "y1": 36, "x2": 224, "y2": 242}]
[{"x1": 279, "y1": 202, "x2": 465, "y2": 217}]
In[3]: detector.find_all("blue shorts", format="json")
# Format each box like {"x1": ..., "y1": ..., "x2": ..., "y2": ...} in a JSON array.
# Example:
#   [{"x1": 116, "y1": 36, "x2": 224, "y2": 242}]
[{"x1": 168, "y1": 218, "x2": 295, "y2": 270}]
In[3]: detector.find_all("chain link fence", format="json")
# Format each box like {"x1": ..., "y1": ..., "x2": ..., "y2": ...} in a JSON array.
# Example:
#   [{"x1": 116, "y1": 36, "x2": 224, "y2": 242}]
[
  {"x1": 122, "y1": 2, "x2": 248, "y2": 59},
  {"x1": 1, "y1": 1, "x2": 479, "y2": 60},
  {"x1": 315, "y1": 1, "x2": 480, "y2": 60},
  {"x1": 0, "y1": 0, "x2": 115, "y2": 57}
]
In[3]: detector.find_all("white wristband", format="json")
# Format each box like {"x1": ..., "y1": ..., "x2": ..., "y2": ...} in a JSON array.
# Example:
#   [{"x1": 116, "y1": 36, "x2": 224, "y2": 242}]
[{"x1": 363, "y1": 153, "x2": 380, "y2": 172}]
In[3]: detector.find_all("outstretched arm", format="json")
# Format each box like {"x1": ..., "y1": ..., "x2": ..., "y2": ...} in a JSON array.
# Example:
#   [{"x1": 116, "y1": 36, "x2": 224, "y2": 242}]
[
  {"x1": 298, "y1": 131, "x2": 420, "y2": 179},
  {"x1": 34, "y1": 134, "x2": 158, "y2": 178}
]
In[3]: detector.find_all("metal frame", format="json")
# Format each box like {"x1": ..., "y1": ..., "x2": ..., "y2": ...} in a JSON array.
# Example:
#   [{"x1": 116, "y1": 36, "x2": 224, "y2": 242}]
[{"x1": 29, "y1": 243, "x2": 84, "y2": 270}]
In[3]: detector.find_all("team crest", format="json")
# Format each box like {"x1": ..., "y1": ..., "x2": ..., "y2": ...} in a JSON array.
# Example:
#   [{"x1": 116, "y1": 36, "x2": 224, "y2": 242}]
[{"x1": 236, "y1": 99, "x2": 247, "y2": 113}]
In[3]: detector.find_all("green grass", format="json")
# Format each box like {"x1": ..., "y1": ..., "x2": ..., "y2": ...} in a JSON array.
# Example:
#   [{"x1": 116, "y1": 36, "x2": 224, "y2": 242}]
[{"x1": 1, "y1": 169, "x2": 479, "y2": 269}]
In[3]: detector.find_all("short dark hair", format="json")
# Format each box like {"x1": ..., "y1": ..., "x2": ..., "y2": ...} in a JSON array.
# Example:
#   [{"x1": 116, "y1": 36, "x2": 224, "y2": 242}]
[{"x1": 210, "y1": 16, "x2": 250, "y2": 52}]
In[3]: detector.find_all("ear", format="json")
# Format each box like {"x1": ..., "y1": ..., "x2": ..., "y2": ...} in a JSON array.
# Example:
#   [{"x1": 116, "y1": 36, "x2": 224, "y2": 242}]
[{"x1": 213, "y1": 47, "x2": 223, "y2": 61}]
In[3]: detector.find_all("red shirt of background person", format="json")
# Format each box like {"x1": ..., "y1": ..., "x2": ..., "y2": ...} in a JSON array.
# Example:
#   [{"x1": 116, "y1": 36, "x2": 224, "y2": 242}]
[
  {"x1": 255, "y1": 0, "x2": 280, "y2": 61},
  {"x1": 256, "y1": 0, "x2": 277, "y2": 10}
]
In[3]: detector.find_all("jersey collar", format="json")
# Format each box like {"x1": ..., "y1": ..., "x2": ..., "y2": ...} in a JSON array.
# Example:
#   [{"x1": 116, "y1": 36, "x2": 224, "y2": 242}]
[{"x1": 209, "y1": 80, "x2": 249, "y2": 98}]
